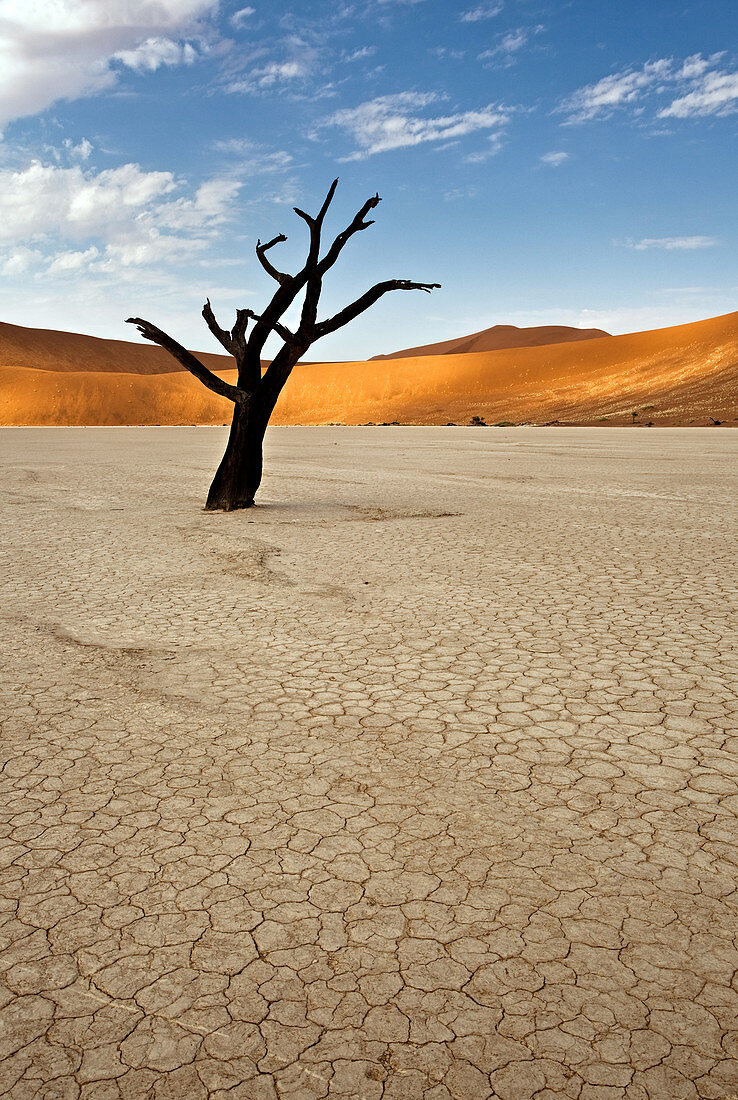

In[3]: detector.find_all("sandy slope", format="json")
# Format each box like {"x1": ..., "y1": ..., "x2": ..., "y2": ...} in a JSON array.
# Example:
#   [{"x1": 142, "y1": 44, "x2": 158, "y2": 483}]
[
  {"x1": 0, "y1": 318, "x2": 231, "y2": 375},
  {"x1": 370, "y1": 322, "x2": 610, "y2": 359},
  {"x1": 0, "y1": 311, "x2": 736, "y2": 426}
]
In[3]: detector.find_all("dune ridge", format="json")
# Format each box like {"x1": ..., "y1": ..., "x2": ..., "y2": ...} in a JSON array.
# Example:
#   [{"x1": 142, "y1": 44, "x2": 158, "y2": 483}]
[
  {"x1": 0, "y1": 312, "x2": 736, "y2": 427},
  {"x1": 370, "y1": 322, "x2": 611, "y2": 359}
]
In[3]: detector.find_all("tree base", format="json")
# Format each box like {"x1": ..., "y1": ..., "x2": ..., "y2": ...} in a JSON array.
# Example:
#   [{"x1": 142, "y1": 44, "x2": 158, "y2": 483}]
[{"x1": 205, "y1": 497, "x2": 255, "y2": 512}]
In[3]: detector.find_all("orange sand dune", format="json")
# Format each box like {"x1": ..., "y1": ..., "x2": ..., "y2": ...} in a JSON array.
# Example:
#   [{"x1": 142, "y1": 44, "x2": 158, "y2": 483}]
[
  {"x1": 371, "y1": 322, "x2": 610, "y2": 359},
  {"x1": 0, "y1": 312, "x2": 736, "y2": 426},
  {"x1": 0, "y1": 319, "x2": 232, "y2": 375}
]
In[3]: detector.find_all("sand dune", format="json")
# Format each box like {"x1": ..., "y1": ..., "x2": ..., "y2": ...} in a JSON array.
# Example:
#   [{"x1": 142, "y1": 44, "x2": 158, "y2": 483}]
[
  {"x1": 370, "y1": 322, "x2": 610, "y2": 359},
  {"x1": 0, "y1": 318, "x2": 232, "y2": 376},
  {"x1": 0, "y1": 312, "x2": 736, "y2": 426}
]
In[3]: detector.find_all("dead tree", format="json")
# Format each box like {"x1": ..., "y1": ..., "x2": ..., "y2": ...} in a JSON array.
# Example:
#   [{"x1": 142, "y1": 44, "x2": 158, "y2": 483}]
[{"x1": 126, "y1": 180, "x2": 440, "y2": 510}]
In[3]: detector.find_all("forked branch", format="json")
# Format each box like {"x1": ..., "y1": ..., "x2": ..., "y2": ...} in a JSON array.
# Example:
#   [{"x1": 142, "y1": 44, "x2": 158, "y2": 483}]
[
  {"x1": 202, "y1": 299, "x2": 236, "y2": 356},
  {"x1": 125, "y1": 317, "x2": 248, "y2": 404},
  {"x1": 317, "y1": 192, "x2": 381, "y2": 278}
]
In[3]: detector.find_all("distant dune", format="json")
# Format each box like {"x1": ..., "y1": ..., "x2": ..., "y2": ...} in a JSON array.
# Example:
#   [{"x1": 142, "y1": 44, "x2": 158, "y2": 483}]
[
  {"x1": 0, "y1": 312, "x2": 736, "y2": 427},
  {"x1": 0, "y1": 319, "x2": 231, "y2": 376},
  {"x1": 370, "y1": 322, "x2": 611, "y2": 359}
]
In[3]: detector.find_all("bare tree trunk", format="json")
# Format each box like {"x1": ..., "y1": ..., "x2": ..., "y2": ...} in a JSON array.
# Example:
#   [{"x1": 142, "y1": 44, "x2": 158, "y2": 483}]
[
  {"x1": 127, "y1": 181, "x2": 439, "y2": 510},
  {"x1": 206, "y1": 403, "x2": 265, "y2": 511}
]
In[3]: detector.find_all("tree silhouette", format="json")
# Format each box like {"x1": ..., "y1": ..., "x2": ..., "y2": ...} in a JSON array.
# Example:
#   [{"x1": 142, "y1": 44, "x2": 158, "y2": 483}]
[{"x1": 127, "y1": 180, "x2": 440, "y2": 510}]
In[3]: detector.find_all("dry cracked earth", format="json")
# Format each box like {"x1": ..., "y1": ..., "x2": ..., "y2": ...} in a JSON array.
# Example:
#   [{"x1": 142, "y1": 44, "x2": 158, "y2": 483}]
[{"x1": 1, "y1": 425, "x2": 737, "y2": 1100}]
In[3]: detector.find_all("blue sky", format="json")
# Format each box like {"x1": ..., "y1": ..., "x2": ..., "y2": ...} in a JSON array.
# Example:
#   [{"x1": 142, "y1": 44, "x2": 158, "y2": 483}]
[{"x1": 0, "y1": 0, "x2": 735, "y2": 359}]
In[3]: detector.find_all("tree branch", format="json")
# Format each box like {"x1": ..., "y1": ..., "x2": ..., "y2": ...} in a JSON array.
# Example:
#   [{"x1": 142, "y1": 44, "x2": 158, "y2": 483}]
[
  {"x1": 296, "y1": 178, "x2": 342, "y2": 338},
  {"x1": 202, "y1": 299, "x2": 236, "y2": 356},
  {"x1": 126, "y1": 318, "x2": 249, "y2": 404},
  {"x1": 256, "y1": 234, "x2": 289, "y2": 285},
  {"x1": 231, "y1": 308, "x2": 256, "y2": 359},
  {"x1": 247, "y1": 312, "x2": 297, "y2": 346},
  {"x1": 317, "y1": 191, "x2": 381, "y2": 278},
  {"x1": 313, "y1": 280, "x2": 441, "y2": 341},
  {"x1": 247, "y1": 180, "x2": 341, "y2": 359}
]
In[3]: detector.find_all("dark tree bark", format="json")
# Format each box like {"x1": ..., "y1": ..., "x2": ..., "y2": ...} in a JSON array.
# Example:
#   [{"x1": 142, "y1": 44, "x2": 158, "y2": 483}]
[{"x1": 126, "y1": 180, "x2": 439, "y2": 510}]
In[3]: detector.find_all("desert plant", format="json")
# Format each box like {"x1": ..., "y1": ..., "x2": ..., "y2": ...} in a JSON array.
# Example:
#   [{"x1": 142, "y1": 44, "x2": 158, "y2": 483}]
[{"x1": 127, "y1": 180, "x2": 439, "y2": 510}]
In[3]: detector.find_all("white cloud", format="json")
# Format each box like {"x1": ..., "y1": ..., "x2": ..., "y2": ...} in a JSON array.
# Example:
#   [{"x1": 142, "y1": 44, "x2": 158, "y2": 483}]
[
  {"x1": 559, "y1": 59, "x2": 671, "y2": 121},
  {"x1": 460, "y1": 4, "x2": 503, "y2": 21},
  {"x1": 223, "y1": 34, "x2": 319, "y2": 94},
  {"x1": 321, "y1": 92, "x2": 508, "y2": 159},
  {"x1": 0, "y1": 0, "x2": 217, "y2": 127},
  {"x1": 344, "y1": 46, "x2": 376, "y2": 62},
  {"x1": 114, "y1": 37, "x2": 198, "y2": 72},
  {"x1": 63, "y1": 137, "x2": 94, "y2": 160},
  {"x1": 46, "y1": 246, "x2": 100, "y2": 274},
  {"x1": 540, "y1": 151, "x2": 568, "y2": 166},
  {"x1": 0, "y1": 161, "x2": 176, "y2": 244},
  {"x1": 0, "y1": 157, "x2": 244, "y2": 280},
  {"x1": 230, "y1": 6, "x2": 255, "y2": 28},
  {"x1": 430, "y1": 46, "x2": 465, "y2": 61},
  {"x1": 211, "y1": 139, "x2": 293, "y2": 172},
  {"x1": 1, "y1": 246, "x2": 43, "y2": 276},
  {"x1": 626, "y1": 236, "x2": 718, "y2": 251},
  {"x1": 225, "y1": 60, "x2": 308, "y2": 93},
  {"x1": 659, "y1": 69, "x2": 738, "y2": 118},
  {"x1": 478, "y1": 25, "x2": 543, "y2": 66},
  {"x1": 558, "y1": 53, "x2": 733, "y2": 123},
  {"x1": 464, "y1": 131, "x2": 504, "y2": 162}
]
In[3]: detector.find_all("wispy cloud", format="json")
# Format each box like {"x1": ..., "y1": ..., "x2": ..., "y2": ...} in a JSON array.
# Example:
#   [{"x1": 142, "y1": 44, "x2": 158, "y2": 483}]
[
  {"x1": 223, "y1": 34, "x2": 321, "y2": 95},
  {"x1": 230, "y1": 6, "x2": 255, "y2": 29},
  {"x1": 460, "y1": 3, "x2": 503, "y2": 21},
  {"x1": 659, "y1": 69, "x2": 738, "y2": 118},
  {"x1": 479, "y1": 25, "x2": 544, "y2": 66},
  {"x1": 626, "y1": 236, "x2": 718, "y2": 251},
  {"x1": 430, "y1": 46, "x2": 466, "y2": 61},
  {"x1": 540, "y1": 151, "x2": 569, "y2": 166},
  {"x1": 464, "y1": 133, "x2": 505, "y2": 162},
  {"x1": 559, "y1": 59, "x2": 671, "y2": 121},
  {"x1": 320, "y1": 92, "x2": 508, "y2": 160},
  {"x1": 343, "y1": 45, "x2": 377, "y2": 62},
  {"x1": 559, "y1": 53, "x2": 735, "y2": 123},
  {"x1": 211, "y1": 140, "x2": 293, "y2": 173}
]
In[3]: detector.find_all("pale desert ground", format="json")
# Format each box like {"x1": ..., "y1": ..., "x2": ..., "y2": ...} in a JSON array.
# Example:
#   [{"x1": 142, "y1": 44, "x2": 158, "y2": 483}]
[{"x1": 1, "y1": 426, "x2": 737, "y2": 1100}]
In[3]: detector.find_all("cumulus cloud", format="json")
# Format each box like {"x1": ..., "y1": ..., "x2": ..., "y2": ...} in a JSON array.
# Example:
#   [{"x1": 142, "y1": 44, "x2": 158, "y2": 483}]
[
  {"x1": 0, "y1": 0, "x2": 216, "y2": 127},
  {"x1": 626, "y1": 236, "x2": 718, "y2": 251},
  {"x1": 1, "y1": 246, "x2": 44, "y2": 276},
  {"x1": 46, "y1": 246, "x2": 101, "y2": 274},
  {"x1": 540, "y1": 151, "x2": 569, "y2": 166},
  {"x1": 320, "y1": 92, "x2": 508, "y2": 159},
  {"x1": 558, "y1": 53, "x2": 735, "y2": 123},
  {"x1": 0, "y1": 157, "x2": 243, "y2": 279}
]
